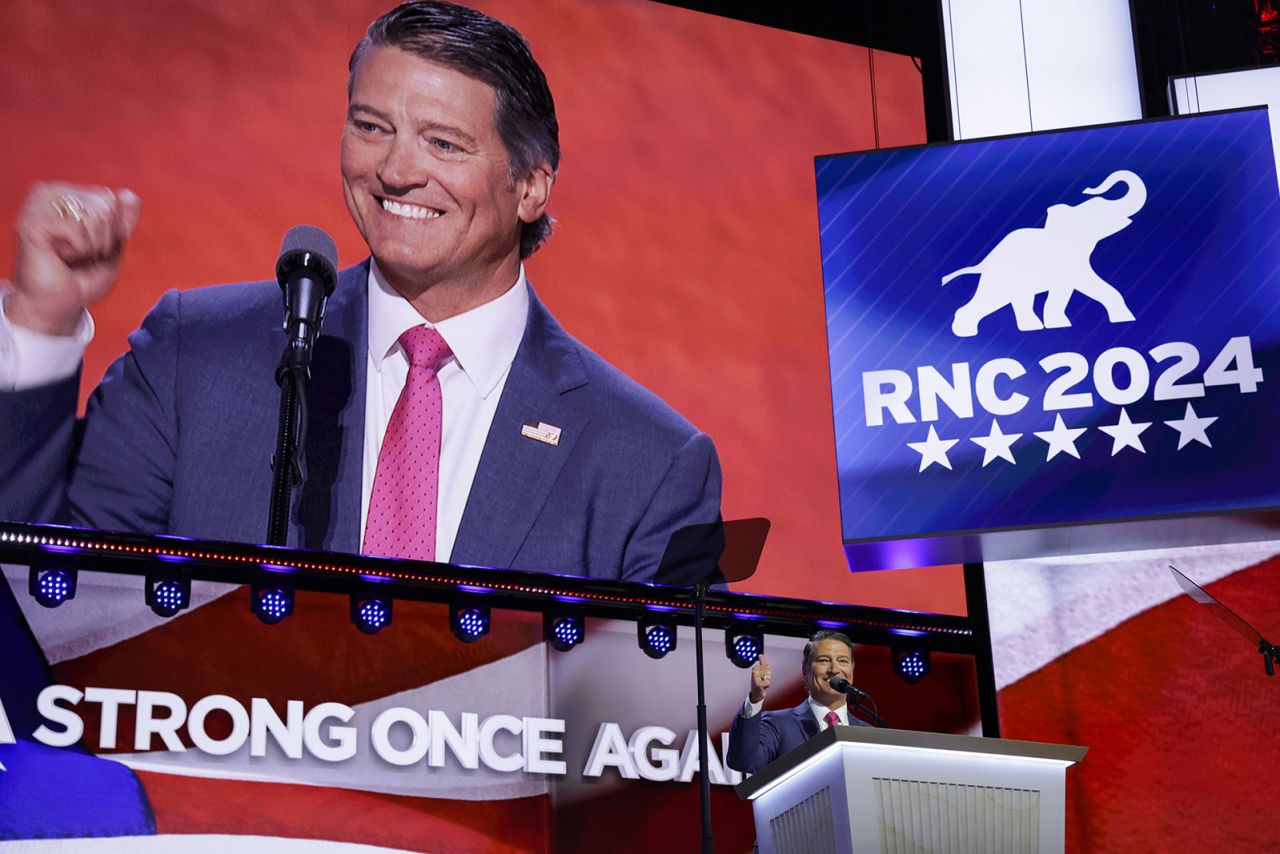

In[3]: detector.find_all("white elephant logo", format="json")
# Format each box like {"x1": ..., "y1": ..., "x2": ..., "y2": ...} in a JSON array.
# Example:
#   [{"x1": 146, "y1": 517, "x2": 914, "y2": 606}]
[{"x1": 942, "y1": 169, "x2": 1145, "y2": 337}]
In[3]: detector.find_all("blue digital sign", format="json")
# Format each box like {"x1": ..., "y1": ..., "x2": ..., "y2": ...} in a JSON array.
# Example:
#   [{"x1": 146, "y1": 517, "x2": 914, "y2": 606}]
[{"x1": 817, "y1": 109, "x2": 1280, "y2": 570}]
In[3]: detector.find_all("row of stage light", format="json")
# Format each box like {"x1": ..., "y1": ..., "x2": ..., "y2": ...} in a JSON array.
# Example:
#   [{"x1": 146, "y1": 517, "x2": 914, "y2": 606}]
[
  {"x1": 28, "y1": 563, "x2": 933, "y2": 680},
  {"x1": 29, "y1": 563, "x2": 762, "y2": 664}
]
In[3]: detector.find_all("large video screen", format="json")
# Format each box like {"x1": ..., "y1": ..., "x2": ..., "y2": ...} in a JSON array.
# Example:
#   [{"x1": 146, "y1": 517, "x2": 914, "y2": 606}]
[
  {"x1": 0, "y1": 0, "x2": 937, "y2": 605},
  {"x1": 0, "y1": 3, "x2": 983, "y2": 852}
]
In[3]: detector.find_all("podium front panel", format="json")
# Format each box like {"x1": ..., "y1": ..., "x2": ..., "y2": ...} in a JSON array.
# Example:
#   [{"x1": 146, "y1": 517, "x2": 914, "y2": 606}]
[{"x1": 744, "y1": 730, "x2": 1081, "y2": 854}]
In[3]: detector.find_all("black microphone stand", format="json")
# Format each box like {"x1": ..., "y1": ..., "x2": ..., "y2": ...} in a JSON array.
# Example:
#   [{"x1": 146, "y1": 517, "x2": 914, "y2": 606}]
[
  {"x1": 265, "y1": 227, "x2": 336, "y2": 547},
  {"x1": 1261, "y1": 639, "x2": 1279, "y2": 677},
  {"x1": 849, "y1": 695, "x2": 890, "y2": 728},
  {"x1": 659, "y1": 518, "x2": 769, "y2": 854},
  {"x1": 693, "y1": 580, "x2": 713, "y2": 854},
  {"x1": 1170, "y1": 565, "x2": 1279, "y2": 677},
  {"x1": 266, "y1": 339, "x2": 312, "y2": 547},
  {"x1": 832, "y1": 677, "x2": 890, "y2": 728}
]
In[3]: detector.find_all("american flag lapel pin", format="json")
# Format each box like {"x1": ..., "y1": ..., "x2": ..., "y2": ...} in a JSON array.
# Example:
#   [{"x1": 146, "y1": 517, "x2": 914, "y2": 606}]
[{"x1": 521, "y1": 419, "x2": 562, "y2": 446}]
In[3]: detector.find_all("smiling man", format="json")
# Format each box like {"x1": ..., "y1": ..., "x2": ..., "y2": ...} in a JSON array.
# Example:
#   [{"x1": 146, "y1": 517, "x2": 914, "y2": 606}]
[
  {"x1": 340, "y1": 17, "x2": 555, "y2": 320},
  {"x1": 726, "y1": 631, "x2": 871, "y2": 774},
  {"x1": 0, "y1": 1, "x2": 722, "y2": 584}
]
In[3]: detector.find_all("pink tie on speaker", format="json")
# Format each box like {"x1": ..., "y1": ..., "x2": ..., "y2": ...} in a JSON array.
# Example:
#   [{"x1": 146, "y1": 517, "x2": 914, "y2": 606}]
[
  {"x1": 363, "y1": 326, "x2": 453, "y2": 561},
  {"x1": 824, "y1": 710, "x2": 840, "y2": 729}
]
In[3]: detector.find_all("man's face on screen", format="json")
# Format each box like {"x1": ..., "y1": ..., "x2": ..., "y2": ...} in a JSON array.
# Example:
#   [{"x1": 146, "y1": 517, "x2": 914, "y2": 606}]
[
  {"x1": 341, "y1": 46, "x2": 547, "y2": 308},
  {"x1": 803, "y1": 638, "x2": 854, "y2": 706}
]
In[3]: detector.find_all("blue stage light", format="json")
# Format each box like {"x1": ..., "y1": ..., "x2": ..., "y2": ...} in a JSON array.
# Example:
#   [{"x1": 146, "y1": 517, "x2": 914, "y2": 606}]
[
  {"x1": 893, "y1": 648, "x2": 931, "y2": 683},
  {"x1": 451, "y1": 602, "x2": 490, "y2": 643},
  {"x1": 545, "y1": 611, "x2": 585, "y2": 652},
  {"x1": 29, "y1": 567, "x2": 77, "y2": 608},
  {"x1": 145, "y1": 574, "x2": 191, "y2": 618},
  {"x1": 251, "y1": 583, "x2": 294, "y2": 625},
  {"x1": 725, "y1": 622, "x2": 764, "y2": 668},
  {"x1": 351, "y1": 595, "x2": 392, "y2": 635},
  {"x1": 638, "y1": 615, "x2": 677, "y2": 659}
]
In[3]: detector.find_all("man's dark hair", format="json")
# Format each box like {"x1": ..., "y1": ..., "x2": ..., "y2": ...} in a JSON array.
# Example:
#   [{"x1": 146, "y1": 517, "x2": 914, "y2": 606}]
[
  {"x1": 350, "y1": 1, "x2": 560, "y2": 259},
  {"x1": 802, "y1": 630, "x2": 854, "y2": 670}
]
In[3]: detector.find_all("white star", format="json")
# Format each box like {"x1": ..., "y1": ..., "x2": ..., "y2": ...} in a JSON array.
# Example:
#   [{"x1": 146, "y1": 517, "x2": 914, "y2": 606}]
[
  {"x1": 1097, "y1": 408, "x2": 1152, "y2": 456},
  {"x1": 1034, "y1": 414, "x2": 1087, "y2": 461},
  {"x1": 907, "y1": 425, "x2": 959, "y2": 472},
  {"x1": 1165, "y1": 402, "x2": 1217, "y2": 449},
  {"x1": 970, "y1": 420, "x2": 1022, "y2": 466}
]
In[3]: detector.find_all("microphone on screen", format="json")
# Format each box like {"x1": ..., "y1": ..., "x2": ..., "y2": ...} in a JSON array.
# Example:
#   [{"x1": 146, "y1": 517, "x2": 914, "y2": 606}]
[{"x1": 276, "y1": 224, "x2": 338, "y2": 366}]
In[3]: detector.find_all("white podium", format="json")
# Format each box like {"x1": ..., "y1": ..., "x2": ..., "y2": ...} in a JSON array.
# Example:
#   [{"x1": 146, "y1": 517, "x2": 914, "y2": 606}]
[{"x1": 735, "y1": 727, "x2": 1086, "y2": 854}]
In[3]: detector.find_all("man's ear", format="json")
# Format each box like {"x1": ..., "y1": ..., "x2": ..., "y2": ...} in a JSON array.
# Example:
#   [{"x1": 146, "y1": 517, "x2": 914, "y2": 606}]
[{"x1": 516, "y1": 163, "x2": 554, "y2": 224}]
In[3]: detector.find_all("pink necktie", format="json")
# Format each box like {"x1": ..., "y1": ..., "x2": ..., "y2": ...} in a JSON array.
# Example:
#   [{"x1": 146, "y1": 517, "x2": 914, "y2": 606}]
[
  {"x1": 824, "y1": 710, "x2": 840, "y2": 729},
  {"x1": 363, "y1": 326, "x2": 452, "y2": 561}
]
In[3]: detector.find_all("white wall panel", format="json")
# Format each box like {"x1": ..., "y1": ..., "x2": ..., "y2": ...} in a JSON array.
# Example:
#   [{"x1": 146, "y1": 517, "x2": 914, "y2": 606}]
[
  {"x1": 1170, "y1": 66, "x2": 1280, "y2": 190},
  {"x1": 942, "y1": 0, "x2": 1142, "y2": 140}
]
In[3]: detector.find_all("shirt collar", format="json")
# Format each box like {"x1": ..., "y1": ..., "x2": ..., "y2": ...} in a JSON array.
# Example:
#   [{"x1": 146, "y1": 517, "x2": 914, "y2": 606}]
[
  {"x1": 367, "y1": 259, "x2": 529, "y2": 399},
  {"x1": 808, "y1": 696, "x2": 846, "y2": 726}
]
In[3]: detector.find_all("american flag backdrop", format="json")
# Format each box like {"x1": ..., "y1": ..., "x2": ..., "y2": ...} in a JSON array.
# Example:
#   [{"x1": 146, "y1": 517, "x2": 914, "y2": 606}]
[
  {"x1": 0, "y1": 567, "x2": 979, "y2": 852},
  {"x1": 988, "y1": 542, "x2": 1280, "y2": 853}
]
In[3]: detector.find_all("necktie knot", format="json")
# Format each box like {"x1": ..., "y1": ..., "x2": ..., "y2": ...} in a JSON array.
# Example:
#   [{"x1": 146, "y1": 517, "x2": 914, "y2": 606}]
[
  {"x1": 400, "y1": 326, "x2": 452, "y2": 371},
  {"x1": 824, "y1": 710, "x2": 840, "y2": 729}
]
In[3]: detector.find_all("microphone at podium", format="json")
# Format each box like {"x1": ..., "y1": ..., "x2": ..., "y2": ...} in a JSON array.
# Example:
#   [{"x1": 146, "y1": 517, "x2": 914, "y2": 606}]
[
  {"x1": 827, "y1": 675, "x2": 871, "y2": 703},
  {"x1": 829, "y1": 675, "x2": 888, "y2": 728}
]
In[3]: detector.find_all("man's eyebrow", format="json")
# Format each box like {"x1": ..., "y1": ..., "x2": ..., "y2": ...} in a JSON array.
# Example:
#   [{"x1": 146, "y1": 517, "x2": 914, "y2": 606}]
[
  {"x1": 346, "y1": 105, "x2": 480, "y2": 150},
  {"x1": 348, "y1": 102, "x2": 392, "y2": 123},
  {"x1": 416, "y1": 120, "x2": 479, "y2": 149}
]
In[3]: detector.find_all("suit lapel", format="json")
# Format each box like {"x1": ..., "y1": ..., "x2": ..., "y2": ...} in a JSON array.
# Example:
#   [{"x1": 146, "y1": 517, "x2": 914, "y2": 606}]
[
  {"x1": 297, "y1": 261, "x2": 369, "y2": 554},
  {"x1": 450, "y1": 289, "x2": 589, "y2": 569},
  {"x1": 794, "y1": 700, "x2": 819, "y2": 740}
]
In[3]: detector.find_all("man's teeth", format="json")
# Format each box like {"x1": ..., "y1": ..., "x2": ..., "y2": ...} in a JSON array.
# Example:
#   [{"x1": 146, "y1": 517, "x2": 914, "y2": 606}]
[{"x1": 381, "y1": 199, "x2": 442, "y2": 220}]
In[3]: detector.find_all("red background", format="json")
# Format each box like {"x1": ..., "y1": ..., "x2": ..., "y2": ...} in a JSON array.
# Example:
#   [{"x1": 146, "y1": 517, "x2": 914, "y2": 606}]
[{"x1": 999, "y1": 559, "x2": 1280, "y2": 852}]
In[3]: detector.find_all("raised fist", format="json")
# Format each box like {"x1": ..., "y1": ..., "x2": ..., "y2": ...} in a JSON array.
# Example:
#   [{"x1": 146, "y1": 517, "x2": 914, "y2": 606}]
[{"x1": 7, "y1": 182, "x2": 142, "y2": 335}]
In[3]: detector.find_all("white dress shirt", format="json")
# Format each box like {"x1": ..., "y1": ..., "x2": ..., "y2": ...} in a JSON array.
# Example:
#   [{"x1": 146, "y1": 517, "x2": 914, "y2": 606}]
[
  {"x1": 0, "y1": 287, "x2": 94, "y2": 389},
  {"x1": 0, "y1": 263, "x2": 530, "y2": 564},
  {"x1": 741, "y1": 694, "x2": 849, "y2": 729},
  {"x1": 361, "y1": 260, "x2": 527, "y2": 561}
]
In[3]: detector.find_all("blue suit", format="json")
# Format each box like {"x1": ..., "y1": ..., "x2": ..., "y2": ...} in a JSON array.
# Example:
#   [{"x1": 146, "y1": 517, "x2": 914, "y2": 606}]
[
  {"x1": 0, "y1": 261, "x2": 722, "y2": 583},
  {"x1": 726, "y1": 699, "x2": 871, "y2": 774}
]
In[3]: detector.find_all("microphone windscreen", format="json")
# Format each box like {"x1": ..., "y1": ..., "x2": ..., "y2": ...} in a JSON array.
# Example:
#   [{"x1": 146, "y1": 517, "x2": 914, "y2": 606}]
[
  {"x1": 280, "y1": 225, "x2": 338, "y2": 267},
  {"x1": 277, "y1": 225, "x2": 338, "y2": 294}
]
